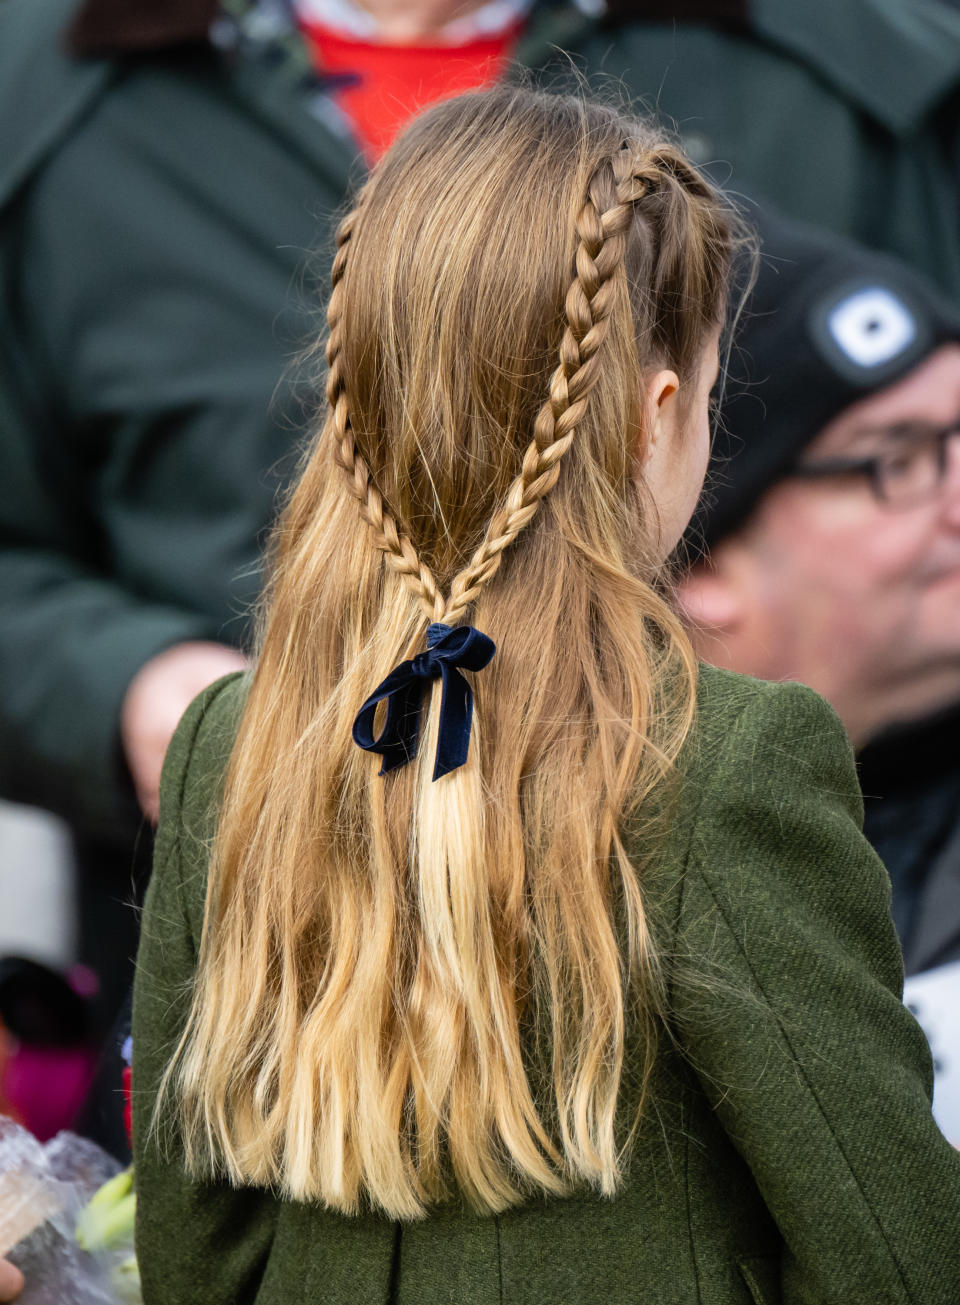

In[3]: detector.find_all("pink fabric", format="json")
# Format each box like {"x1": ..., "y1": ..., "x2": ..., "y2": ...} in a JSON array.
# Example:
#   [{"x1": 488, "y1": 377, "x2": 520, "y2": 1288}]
[{"x1": 2, "y1": 1044, "x2": 97, "y2": 1142}]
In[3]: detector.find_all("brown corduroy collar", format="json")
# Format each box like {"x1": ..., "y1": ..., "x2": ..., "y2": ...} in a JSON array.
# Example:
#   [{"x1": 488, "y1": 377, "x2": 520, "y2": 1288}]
[{"x1": 65, "y1": 0, "x2": 221, "y2": 56}]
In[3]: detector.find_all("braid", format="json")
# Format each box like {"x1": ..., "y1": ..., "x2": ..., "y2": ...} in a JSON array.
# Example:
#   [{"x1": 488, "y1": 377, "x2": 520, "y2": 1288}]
[
  {"x1": 442, "y1": 159, "x2": 651, "y2": 624},
  {"x1": 331, "y1": 148, "x2": 677, "y2": 628},
  {"x1": 326, "y1": 202, "x2": 445, "y2": 621},
  {"x1": 617, "y1": 141, "x2": 715, "y2": 203}
]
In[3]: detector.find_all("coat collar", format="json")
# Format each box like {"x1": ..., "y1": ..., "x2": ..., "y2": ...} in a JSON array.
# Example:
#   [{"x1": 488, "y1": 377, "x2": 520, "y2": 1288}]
[{"x1": 0, "y1": 0, "x2": 353, "y2": 215}]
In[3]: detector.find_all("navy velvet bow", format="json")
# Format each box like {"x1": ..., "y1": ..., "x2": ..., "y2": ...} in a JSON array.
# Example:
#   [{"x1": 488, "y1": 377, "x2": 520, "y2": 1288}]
[{"x1": 352, "y1": 623, "x2": 496, "y2": 780}]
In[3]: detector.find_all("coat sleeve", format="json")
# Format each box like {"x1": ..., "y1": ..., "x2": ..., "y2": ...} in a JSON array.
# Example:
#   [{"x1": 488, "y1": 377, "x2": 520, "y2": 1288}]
[
  {"x1": 0, "y1": 296, "x2": 225, "y2": 838},
  {"x1": 674, "y1": 678, "x2": 960, "y2": 1305},
  {"x1": 132, "y1": 674, "x2": 277, "y2": 1305},
  {"x1": 0, "y1": 69, "x2": 298, "y2": 838}
]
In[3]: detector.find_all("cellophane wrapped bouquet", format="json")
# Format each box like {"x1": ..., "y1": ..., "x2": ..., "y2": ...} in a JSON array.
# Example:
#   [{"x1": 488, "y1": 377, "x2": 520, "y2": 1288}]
[{"x1": 0, "y1": 1117, "x2": 139, "y2": 1304}]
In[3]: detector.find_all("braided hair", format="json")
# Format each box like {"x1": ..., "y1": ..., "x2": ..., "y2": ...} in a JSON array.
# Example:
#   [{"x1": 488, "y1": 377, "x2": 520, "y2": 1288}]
[
  {"x1": 328, "y1": 138, "x2": 714, "y2": 630},
  {"x1": 166, "y1": 86, "x2": 742, "y2": 1219}
]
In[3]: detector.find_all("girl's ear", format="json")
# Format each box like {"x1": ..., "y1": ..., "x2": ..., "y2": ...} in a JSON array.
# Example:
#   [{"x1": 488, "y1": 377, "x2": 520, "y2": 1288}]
[
  {"x1": 642, "y1": 369, "x2": 680, "y2": 460},
  {"x1": 646, "y1": 368, "x2": 680, "y2": 410}
]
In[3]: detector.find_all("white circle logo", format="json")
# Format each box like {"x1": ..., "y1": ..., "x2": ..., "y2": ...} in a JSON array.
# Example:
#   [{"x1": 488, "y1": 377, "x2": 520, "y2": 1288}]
[{"x1": 827, "y1": 287, "x2": 917, "y2": 369}]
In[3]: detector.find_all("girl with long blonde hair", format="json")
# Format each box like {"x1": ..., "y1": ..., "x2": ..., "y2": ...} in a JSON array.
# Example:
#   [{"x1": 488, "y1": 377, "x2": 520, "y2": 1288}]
[{"x1": 133, "y1": 86, "x2": 960, "y2": 1304}]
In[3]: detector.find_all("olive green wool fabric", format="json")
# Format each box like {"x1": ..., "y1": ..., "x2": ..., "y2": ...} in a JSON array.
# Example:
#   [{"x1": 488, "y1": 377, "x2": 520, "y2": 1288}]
[{"x1": 132, "y1": 666, "x2": 960, "y2": 1304}]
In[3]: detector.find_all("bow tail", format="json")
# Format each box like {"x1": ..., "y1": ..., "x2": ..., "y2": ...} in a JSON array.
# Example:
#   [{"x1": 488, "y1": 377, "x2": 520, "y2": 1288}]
[{"x1": 432, "y1": 665, "x2": 475, "y2": 780}]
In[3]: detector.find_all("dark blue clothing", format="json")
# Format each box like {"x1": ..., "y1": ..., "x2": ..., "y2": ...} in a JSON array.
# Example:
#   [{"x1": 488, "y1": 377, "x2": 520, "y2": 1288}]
[{"x1": 861, "y1": 704, "x2": 960, "y2": 974}]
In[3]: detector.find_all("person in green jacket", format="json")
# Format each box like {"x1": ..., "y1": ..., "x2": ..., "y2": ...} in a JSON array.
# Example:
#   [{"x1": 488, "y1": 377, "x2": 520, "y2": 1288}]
[
  {"x1": 133, "y1": 87, "x2": 960, "y2": 1304},
  {"x1": 5, "y1": 0, "x2": 960, "y2": 1137}
]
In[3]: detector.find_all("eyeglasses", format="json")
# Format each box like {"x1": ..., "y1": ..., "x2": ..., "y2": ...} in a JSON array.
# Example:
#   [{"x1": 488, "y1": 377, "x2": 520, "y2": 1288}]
[{"x1": 790, "y1": 420, "x2": 960, "y2": 509}]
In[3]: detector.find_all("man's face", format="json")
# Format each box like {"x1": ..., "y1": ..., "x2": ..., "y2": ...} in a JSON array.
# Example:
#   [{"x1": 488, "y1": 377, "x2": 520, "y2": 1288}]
[{"x1": 722, "y1": 344, "x2": 960, "y2": 742}]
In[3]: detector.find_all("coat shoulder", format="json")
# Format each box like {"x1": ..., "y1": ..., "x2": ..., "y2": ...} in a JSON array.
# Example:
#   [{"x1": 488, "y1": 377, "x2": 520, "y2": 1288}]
[
  {"x1": 159, "y1": 671, "x2": 249, "y2": 810},
  {"x1": 602, "y1": 0, "x2": 960, "y2": 133},
  {"x1": 694, "y1": 663, "x2": 849, "y2": 748},
  {"x1": 154, "y1": 671, "x2": 250, "y2": 942},
  {"x1": 687, "y1": 665, "x2": 860, "y2": 824},
  {"x1": 749, "y1": 0, "x2": 960, "y2": 132}
]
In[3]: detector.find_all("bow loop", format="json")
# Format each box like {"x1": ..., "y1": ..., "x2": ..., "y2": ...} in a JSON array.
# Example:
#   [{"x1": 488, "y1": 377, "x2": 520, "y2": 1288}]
[{"x1": 352, "y1": 623, "x2": 495, "y2": 780}]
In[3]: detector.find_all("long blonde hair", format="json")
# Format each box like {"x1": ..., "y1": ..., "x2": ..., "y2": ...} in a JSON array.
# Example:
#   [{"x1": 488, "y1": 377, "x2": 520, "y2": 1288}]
[{"x1": 161, "y1": 87, "x2": 739, "y2": 1218}]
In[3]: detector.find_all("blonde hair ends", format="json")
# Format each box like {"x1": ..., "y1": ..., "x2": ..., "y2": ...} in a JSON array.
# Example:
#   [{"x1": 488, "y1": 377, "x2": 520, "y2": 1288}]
[{"x1": 159, "y1": 87, "x2": 741, "y2": 1218}]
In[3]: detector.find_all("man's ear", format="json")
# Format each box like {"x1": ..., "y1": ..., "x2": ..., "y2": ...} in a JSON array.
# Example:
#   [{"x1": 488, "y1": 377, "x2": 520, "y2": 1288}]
[{"x1": 676, "y1": 552, "x2": 744, "y2": 634}]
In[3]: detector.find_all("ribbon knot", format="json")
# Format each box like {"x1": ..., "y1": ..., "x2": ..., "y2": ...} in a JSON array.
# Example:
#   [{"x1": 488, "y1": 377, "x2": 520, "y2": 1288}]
[{"x1": 352, "y1": 622, "x2": 496, "y2": 780}]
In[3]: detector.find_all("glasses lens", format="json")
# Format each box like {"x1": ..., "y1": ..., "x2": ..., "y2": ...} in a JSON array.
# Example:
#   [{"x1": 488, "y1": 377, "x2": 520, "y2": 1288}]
[{"x1": 877, "y1": 437, "x2": 943, "y2": 507}]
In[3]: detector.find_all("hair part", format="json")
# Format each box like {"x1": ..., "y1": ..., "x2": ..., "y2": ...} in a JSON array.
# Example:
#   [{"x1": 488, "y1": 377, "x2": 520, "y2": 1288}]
[{"x1": 158, "y1": 86, "x2": 742, "y2": 1218}]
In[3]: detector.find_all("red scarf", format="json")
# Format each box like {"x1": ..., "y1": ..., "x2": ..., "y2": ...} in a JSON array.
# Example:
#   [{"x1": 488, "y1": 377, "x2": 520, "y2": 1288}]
[{"x1": 297, "y1": 17, "x2": 525, "y2": 161}]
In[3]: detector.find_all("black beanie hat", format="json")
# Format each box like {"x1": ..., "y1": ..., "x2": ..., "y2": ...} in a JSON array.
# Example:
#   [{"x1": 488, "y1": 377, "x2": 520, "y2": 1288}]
[{"x1": 693, "y1": 205, "x2": 960, "y2": 550}]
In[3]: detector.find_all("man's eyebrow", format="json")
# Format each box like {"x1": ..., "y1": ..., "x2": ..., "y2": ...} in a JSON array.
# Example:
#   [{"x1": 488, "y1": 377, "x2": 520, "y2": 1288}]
[{"x1": 842, "y1": 418, "x2": 944, "y2": 448}]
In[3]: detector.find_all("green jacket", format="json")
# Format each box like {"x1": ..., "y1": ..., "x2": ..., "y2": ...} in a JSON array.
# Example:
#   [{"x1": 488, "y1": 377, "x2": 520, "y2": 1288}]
[
  {"x1": 132, "y1": 667, "x2": 960, "y2": 1305},
  {"x1": 3, "y1": 0, "x2": 960, "y2": 842}
]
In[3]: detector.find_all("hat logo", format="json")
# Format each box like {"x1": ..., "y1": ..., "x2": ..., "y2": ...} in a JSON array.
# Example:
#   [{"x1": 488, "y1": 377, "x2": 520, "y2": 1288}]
[{"x1": 827, "y1": 287, "x2": 917, "y2": 369}]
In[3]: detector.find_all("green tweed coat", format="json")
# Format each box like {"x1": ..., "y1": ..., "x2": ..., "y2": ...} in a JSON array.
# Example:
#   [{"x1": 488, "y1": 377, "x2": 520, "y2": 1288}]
[{"x1": 132, "y1": 667, "x2": 960, "y2": 1305}]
